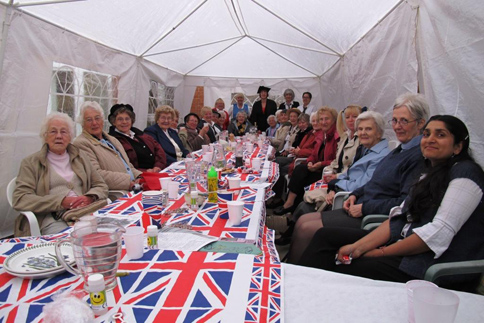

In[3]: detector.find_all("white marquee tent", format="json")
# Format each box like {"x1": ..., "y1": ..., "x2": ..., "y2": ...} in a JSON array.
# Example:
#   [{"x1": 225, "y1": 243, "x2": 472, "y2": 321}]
[{"x1": 0, "y1": 0, "x2": 483, "y2": 237}]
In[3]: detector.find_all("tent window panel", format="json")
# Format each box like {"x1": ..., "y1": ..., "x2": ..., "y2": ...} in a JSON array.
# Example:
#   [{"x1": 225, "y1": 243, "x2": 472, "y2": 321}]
[
  {"x1": 148, "y1": 81, "x2": 175, "y2": 127},
  {"x1": 49, "y1": 62, "x2": 119, "y2": 134}
]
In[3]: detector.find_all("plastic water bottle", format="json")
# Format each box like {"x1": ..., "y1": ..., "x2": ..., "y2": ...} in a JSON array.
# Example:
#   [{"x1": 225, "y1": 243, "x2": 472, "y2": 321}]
[{"x1": 207, "y1": 166, "x2": 218, "y2": 203}]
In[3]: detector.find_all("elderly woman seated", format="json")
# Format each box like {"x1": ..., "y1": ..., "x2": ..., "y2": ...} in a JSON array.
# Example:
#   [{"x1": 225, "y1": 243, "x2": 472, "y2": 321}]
[
  {"x1": 144, "y1": 105, "x2": 189, "y2": 166},
  {"x1": 13, "y1": 112, "x2": 108, "y2": 236},
  {"x1": 228, "y1": 111, "x2": 254, "y2": 136},
  {"x1": 265, "y1": 115, "x2": 279, "y2": 138},
  {"x1": 299, "y1": 115, "x2": 484, "y2": 292},
  {"x1": 73, "y1": 101, "x2": 142, "y2": 192},
  {"x1": 287, "y1": 93, "x2": 429, "y2": 263},
  {"x1": 274, "y1": 107, "x2": 339, "y2": 215},
  {"x1": 179, "y1": 113, "x2": 210, "y2": 152},
  {"x1": 108, "y1": 104, "x2": 167, "y2": 172}
]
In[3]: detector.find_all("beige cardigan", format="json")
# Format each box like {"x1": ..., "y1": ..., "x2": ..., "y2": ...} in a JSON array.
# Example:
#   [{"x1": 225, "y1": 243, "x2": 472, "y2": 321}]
[
  {"x1": 73, "y1": 130, "x2": 142, "y2": 190},
  {"x1": 325, "y1": 131, "x2": 360, "y2": 177},
  {"x1": 13, "y1": 143, "x2": 108, "y2": 233}
]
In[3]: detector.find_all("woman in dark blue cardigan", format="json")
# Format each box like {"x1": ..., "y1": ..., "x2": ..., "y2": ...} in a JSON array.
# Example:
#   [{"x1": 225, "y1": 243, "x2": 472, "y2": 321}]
[
  {"x1": 145, "y1": 105, "x2": 188, "y2": 166},
  {"x1": 299, "y1": 115, "x2": 484, "y2": 291}
]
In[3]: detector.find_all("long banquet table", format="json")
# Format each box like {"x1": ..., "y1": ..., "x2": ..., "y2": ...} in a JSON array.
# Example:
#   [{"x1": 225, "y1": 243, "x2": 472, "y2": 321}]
[{"x1": 0, "y1": 144, "x2": 284, "y2": 322}]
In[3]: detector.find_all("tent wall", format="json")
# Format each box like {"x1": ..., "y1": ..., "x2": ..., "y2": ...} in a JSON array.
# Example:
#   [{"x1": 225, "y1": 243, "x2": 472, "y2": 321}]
[
  {"x1": 320, "y1": 3, "x2": 419, "y2": 140},
  {"x1": 417, "y1": 0, "x2": 484, "y2": 164}
]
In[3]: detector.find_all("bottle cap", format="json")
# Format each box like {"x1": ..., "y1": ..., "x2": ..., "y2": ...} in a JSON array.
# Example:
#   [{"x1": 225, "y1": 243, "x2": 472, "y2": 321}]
[
  {"x1": 208, "y1": 166, "x2": 217, "y2": 177},
  {"x1": 87, "y1": 273, "x2": 105, "y2": 290},
  {"x1": 147, "y1": 225, "x2": 158, "y2": 236}
]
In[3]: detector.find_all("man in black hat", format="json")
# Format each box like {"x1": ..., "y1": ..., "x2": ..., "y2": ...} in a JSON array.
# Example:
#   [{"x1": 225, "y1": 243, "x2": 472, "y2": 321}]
[{"x1": 249, "y1": 86, "x2": 278, "y2": 132}]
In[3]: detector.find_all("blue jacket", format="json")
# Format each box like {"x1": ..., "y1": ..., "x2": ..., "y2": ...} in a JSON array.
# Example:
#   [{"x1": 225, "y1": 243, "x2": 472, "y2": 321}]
[
  {"x1": 144, "y1": 124, "x2": 188, "y2": 166},
  {"x1": 335, "y1": 139, "x2": 390, "y2": 192}
]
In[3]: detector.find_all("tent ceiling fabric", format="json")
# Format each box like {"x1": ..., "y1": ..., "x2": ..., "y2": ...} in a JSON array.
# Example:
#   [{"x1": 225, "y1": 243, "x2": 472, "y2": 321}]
[{"x1": 8, "y1": 0, "x2": 402, "y2": 78}]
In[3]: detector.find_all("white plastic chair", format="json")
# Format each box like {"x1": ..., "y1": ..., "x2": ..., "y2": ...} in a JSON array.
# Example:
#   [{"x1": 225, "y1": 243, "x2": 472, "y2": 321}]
[
  {"x1": 7, "y1": 177, "x2": 41, "y2": 237},
  {"x1": 388, "y1": 140, "x2": 400, "y2": 151},
  {"x1": 332, "y1": 191, "x2": 350, "y2": 210}
]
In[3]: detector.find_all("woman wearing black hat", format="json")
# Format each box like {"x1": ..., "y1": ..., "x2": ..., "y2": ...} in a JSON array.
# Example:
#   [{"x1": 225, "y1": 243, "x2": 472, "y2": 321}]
[
  {"x1": 179, "y1": 113, "x2": 211, "y2": 152},
  {"x1": 249, "y1": 86, "x2": 278, "y2": 132},
  {"x1": 108, "y1": 104, "x2": 167, "y2": 172}
]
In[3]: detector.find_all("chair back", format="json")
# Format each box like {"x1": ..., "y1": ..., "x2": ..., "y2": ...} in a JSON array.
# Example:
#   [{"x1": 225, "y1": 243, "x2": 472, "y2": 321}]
[
  {"x1": 6, "y1": 177, "x2": 16, "y2": 207},
  {"x1": 388, "y1": 140, "x2": 400, "y2": 151}
]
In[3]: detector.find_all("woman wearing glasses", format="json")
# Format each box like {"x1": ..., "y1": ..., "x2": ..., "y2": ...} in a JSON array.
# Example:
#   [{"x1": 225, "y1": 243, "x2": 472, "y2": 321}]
[
  {"x1": 300, "y1": 115, "x2": 484, "y2": 291},
  {"x1": 13, "y1": 112, "x2": 108, "y2": 236},
  {"x1": 288, "y1": 93, "x2": 429, "y2": 264},
  {"x1": 144, "y1": 105, "x2": 188, "y2": 166}
]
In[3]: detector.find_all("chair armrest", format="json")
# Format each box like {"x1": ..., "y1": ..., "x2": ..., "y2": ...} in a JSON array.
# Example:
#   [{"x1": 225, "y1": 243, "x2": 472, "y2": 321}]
[
  {"x1": 361, "y1": 214, "x2": 388, "y2": 228},
  {"x1": 20, "y1": 211, "x2": 41, "y2": 237},
  {"x1": 332, "y1": 191, "x2": 350, "y2": 210},
  {"x1": 424, "y1": 260, "x2": 484, "y2": 282}
]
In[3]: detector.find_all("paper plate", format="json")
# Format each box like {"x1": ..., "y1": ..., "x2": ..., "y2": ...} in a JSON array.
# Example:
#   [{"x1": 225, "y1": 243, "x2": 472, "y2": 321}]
[{"x1": 3, "y1": 242, "x2": 75, "y2": 279}]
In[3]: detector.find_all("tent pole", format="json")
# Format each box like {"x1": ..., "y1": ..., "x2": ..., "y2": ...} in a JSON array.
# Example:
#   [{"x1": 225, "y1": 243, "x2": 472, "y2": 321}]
[
  {"x1": 140, "y1": 0, "x2": 209, "y2": 57},
  {"x1": 15, "y1": 0, "x2": 86, "y2": 8},
  {"x1": 250, "y1": 36, "x2": 318, "y2": 77},
  {"x1": 0, "y1": 1, "x2": 14, "y2": 79},
  {"x1": 144, "y1": 36, "x2": 242, "y2": 56},
  {"x1": 252, "y1": 0, "x2": 341, "y2": 57},
  {"x1": 251, "y1": 36, "x2": 340, "y2": 56},
  {"x1": 185, "y1": 37, "x2": 244, "y2": 75}
]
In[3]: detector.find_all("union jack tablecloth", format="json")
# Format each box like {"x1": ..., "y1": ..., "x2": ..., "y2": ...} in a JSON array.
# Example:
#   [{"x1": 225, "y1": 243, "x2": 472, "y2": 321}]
[{"x1": 0, "y1": 226, "x2": 282, "y2": 322}]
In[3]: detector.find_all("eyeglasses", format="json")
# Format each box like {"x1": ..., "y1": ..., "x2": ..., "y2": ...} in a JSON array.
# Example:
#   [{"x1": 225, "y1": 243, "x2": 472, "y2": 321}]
[
  {"x1": 389, "y1": 118, "x2": 418, "y2": 126},
  {"x1": 158, "y1": 116, "x2": 172, "y2": 122},
  {"x1": 84, "y1": 116, "x2": 103, "y2": 124}
]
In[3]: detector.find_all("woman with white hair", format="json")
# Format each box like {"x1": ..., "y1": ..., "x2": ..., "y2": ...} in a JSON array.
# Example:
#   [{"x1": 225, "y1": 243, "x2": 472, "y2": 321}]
[
  {"x1": 73, "y1": 101, "x2": 142, "y2": 191},
  {"x1": 228, "y1": 111, "x2": 253, "y2": 136},
  {"x1": 279, "y1": 88, "x2": 300, "y2": 110},
  {"x1": 13, "y1": 112, "x2": 108, "y2": 236}
]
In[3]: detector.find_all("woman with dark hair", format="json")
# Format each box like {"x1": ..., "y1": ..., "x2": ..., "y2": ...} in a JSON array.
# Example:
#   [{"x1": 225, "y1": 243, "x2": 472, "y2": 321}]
[
  {"x1": 299, "y1": 115, "x2": 484, "y2": 291},
  {"x1": 179, "y1": 112, "x2": 210, "y2": 152},
  {"x1": 108, "y1": 104, "x2": 166, "y2": 172},
  {"x1": 250, "y1": 86, "x2": 278, "y2": 132}
]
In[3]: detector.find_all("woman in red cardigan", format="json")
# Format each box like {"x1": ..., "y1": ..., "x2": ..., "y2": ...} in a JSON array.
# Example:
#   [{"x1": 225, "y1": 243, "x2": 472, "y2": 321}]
[
  {"x1": 274, "y1": 107, "x2": 339, "y2": 215},
  {"x1": 287, "y1": 112, "x2": 322, "y2": 176}
]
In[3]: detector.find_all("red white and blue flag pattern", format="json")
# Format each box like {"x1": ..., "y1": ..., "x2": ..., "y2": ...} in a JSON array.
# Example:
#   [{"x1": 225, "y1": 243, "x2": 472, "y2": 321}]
[{"x1": 304, "y1": 179, "x2": 327, "y2": 192}]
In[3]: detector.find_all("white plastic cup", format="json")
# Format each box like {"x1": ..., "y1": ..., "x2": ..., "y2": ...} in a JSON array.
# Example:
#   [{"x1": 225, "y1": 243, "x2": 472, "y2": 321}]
[
  {"x1": 227, "y1": 201, "x2": 244, "y2": 226},
  {"x1": 413, "y1": 286, "x2": 460, "y2": 323},
  {"x1": 406, "y1": 280, "x2": 438, "y2": 323},
  {"x1": 228, "y1": 177, "x2": 241, "y2": 189},
  {"x1": 168, "y1": 181, "x2": 180, "y2": 200},
  {"x1": 159, "y1": 177, "x2": 172, "y2": 191},
  {"x1": 323, "y1": 168, "x2": 334, "y2": 183},
  {"x1": 123, "y1": 226, "x2": 144, "y2": 260},
  {"x1": 245, "y1": 142, "x2": 253, "y2": 153},
  {"x1": 202, "y1": 145, "x2": 210, "y2": 153},
  {"x1": 252, "y1": 157, "x2": 263, "y2": 171}
]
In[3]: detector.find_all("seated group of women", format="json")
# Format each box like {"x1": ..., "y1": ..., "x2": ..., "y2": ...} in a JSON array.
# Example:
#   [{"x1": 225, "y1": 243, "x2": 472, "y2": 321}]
[{"x1": 269, "y1": 93, "x2": 484, "y2": 292}]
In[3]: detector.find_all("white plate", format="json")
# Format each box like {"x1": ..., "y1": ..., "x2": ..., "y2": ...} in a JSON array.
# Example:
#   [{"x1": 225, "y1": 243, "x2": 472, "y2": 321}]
[{"x1": 4, "y1": 242, "x2": 75, "y2": 279}]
